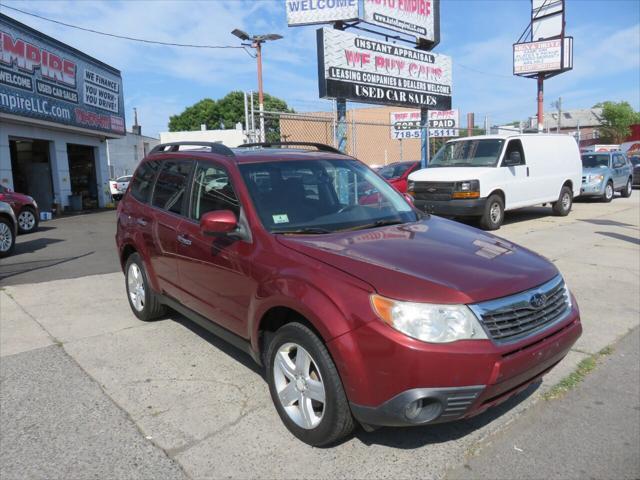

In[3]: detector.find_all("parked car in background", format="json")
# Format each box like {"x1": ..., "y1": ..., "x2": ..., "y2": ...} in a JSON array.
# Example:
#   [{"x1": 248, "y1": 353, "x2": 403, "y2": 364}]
[
  {"x1": 629, "y1": 156, "x2": 640, "y2": 187},
  {"x1": 407, "y1": 134, "x2": 582, "y2": 230},
  {"x1": 116, "y1": 141, "x2": 582, "y2": 446},
  {"x1": 0, "y1": 201, "x2": 17, "y2": 258},
  {"x1": 0, "y1": 184, "x2": 39, "y2": 234},
  {"x1": 377, "y1": 161, "x2": 420, "y2": 193},
  {"x1": 110, "y1": 175, "x2": 132, "y2": 201},
  {"x1": 580, "y1": 152, "x2": 633, "y2": 201}
]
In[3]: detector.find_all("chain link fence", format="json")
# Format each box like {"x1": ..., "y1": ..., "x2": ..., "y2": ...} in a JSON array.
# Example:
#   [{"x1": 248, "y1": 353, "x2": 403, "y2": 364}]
[{"x1": 260, "y1": 111, "x2": 484, "y2": 167}]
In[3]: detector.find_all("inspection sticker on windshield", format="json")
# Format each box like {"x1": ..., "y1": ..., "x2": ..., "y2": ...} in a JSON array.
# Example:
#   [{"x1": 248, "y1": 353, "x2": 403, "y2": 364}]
[{"x1": 272, "y1": 214, "x2": 289, "y2": 224}]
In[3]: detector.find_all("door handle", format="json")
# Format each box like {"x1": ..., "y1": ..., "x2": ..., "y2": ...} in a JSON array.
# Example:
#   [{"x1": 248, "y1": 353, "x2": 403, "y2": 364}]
[
  {"x1": 177, "y1": 234, "x2": 192, "y2": 246},
  {"x1": 136, "y1": 218, "x2": 148, "y2": 226},
  {"x1": 526, "y1": 167, "x2": 530, "y2": 177}
]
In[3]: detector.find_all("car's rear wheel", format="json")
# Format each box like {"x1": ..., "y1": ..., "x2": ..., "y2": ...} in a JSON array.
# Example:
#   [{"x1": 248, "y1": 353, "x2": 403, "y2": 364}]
[
  {"x1": 17, "y1": 207, "x2": 38, "y2": 234},
  {"x1": 552, "y1": 186, "x2": 573, "y2": 216},
  {"x1": 0, "y1": 218, "x2": 16, "y2": 258},
  {"x1": 125, "y1": 253, "x2": 165, "y2": 321},
  {"x1": 621, "y1": 178, "x2": 633, "y2": 198},
  {"x1": 602, "y1": 181, "x2": 614, "y2": 202},
  {"x1": 266, "y1": 322, "x2": 354, "y2": 446},
  {"x1": 479, "y1": 194, "x2": 504, "y2": 230}
]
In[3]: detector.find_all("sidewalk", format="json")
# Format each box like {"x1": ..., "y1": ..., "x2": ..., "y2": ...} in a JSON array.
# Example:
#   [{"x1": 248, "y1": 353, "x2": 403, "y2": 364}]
[{"x1": 446, "y1": 327, "x2": 640, "y2": 480}]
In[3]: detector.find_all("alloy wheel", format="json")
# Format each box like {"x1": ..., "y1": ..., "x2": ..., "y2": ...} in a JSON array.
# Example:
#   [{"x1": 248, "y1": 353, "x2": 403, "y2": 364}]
[
  {"x1": 490, "y1": 202, "x2": 502, "y2": 225},
  {"x1": 18, "y1": 210, "x2": 36, "y2": 231},
  {"x1": 127, "y1": 263, "x2": 145, "y2": 312},
  {"x1": 0, "y1": 222, "x2": 12, "y2": 252},
  {"x1": 273, "y1": 342, "x2": 326, "y2": 429},
  {"x1": 605, "y1": 183, "x2": 613, "y2": 200}
]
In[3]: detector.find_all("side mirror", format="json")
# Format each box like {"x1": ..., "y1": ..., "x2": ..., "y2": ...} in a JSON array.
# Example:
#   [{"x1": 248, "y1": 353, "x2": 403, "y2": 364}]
[
  {"x1": 200, "y1": 210, "x2": 238, "y2": 236},
  {"x1": 504, "y1": 151, "x2": 522, "y2": 166}
]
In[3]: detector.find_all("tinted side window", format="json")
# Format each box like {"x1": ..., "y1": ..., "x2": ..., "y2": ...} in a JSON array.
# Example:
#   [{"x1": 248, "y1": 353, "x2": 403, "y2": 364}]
[
  {"x1": 130, "y1": 160, "x2": 161, "y2": 203},
  {"x1": 504, "y1": 139, "x2": 525, "y2": 165},
  {"x1": 190, "y1": 163, "x2": 240, "y2": 220},
  {"x1": 151, "y1": 161, "x2": 192, "y2": 214}
]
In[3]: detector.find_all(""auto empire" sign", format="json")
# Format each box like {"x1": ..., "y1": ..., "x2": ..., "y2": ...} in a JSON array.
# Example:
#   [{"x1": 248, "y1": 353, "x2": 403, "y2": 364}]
[
  {"x1": 317, "y1": 27, "x2": 451, "y2": 109},
  {"x1": 0, "y1": 14, "x2": 125, "y2": 137}
]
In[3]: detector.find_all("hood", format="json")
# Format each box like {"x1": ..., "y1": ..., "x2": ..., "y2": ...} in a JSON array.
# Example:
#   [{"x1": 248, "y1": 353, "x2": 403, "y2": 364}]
[
  {"x1": 582, "y1": 166, "x2": 609, "y2": 175},
  {"x1": 277, "y1": 216, "x2": 558, "y2": 304},
  {"x1": 409, "y1": 166, "x2": 496, "y2": 182}
]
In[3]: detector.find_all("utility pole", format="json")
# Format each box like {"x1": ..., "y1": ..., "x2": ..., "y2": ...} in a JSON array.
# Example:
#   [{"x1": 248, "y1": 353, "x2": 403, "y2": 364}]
[{"x1": 232, "y1": 29, "x2": 283, "y2": 143}]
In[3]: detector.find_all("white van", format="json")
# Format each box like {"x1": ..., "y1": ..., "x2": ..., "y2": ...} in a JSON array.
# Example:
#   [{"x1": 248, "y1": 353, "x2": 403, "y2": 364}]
[{"x1": 407, "y1": 134, "x2": 582, "y2": 230}]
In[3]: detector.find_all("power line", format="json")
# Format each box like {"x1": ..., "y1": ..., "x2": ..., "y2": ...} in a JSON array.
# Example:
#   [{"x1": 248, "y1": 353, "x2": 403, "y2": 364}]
[{"x1": 0, "y1": 3, "x2": 253, "y2": 56}]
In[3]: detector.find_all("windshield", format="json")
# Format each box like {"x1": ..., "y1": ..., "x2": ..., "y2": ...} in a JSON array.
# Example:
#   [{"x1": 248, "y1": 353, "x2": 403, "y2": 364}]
[
  {"x1": 429, "y1": 139, "x2": 505, "y2": 167},
  {"x1": 117, "y1": 176, "x2": 132, "y2": 182},
  {"x1": 378, "y1": 162, "x2": 414, "y2": 179},
  {"x1": 239, "y1": 158, "x2": 417, "y2": 234},
  {"x1": 581, "y1": 154, "x2": 609, "y2": 168}
]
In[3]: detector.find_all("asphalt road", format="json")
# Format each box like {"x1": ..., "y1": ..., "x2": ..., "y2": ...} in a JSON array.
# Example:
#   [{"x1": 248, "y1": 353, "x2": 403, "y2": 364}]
[
  {"x1": 0, "y1": 210, "x2": 119, "y2": 286},
  {"x1": 446, "y1": 327, "x2": 640, "y2": 480},
  {"x1": 1, "y1": 195, "x2": 638, "y2": 479}
]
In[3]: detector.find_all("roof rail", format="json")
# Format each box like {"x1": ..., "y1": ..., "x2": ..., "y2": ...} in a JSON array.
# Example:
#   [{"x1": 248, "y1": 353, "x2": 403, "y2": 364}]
[
  {"x1": 237, "y1": 141, "x2": 343, "y2": 155},
  {"x1": 149, "y1": 141, "x2": 235, "y2": 157}
]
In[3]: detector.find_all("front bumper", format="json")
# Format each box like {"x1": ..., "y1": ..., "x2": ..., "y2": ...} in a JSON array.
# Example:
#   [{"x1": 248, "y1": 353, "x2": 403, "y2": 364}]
[
  {"x1": 580, "y1": 182, "x2": 605, "y2": 196},
  {"x1": 331, "y1": 308, "x2": 582, "y2": 428},
  {"x1": 412, "y1": 197, "x2": 486, "y2": 217}
]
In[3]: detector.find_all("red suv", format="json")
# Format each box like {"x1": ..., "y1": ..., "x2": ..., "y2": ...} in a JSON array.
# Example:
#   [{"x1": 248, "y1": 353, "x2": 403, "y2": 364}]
[
  {"x1": 116, "y1": 141, "x2": 582, "y2": 446},
  {"x1": 377, "y1": 161, "x2": 420, "y2": 193},
  {"x1": 0, "y1": 185, "x2": 39, "y2": 234}
]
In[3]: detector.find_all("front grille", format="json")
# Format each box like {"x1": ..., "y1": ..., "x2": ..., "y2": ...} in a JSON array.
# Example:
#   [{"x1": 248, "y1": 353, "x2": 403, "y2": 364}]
[
  {"x1": 411, "y1": 181, "x2": 455, "y2": 201},
  {"x1": 470, "y1": 276, "x2": 570, "y2": 343}
]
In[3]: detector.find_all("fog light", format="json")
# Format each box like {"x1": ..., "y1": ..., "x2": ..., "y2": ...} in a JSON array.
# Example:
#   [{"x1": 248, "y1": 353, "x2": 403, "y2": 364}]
[{"x1": 405, "y1": 399, "x2": 423, "y2": 420}]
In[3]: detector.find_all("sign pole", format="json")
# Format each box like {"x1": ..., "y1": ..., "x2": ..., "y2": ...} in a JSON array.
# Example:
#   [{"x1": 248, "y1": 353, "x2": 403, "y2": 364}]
[
  {"x1": 336, "y1": 99, "x2": 347, "y2": 153},
  {"x1": 420, "y1": 107, "x2": 430, "y2": 169},
  {"x1": 537, "y1": 75, "x2": 544, "y2": 133}
]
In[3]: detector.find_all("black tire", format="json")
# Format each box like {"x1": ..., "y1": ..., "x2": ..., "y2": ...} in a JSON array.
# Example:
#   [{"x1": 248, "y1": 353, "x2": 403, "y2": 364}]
[
  {"x1": 17, "y1": 206, "x2": 39, "y2": 234},
  {"x1": 0, "y1": 217, "x2": 16, "y2": 258},
  {"x1": 621, "y1": 178, "x2": 633, "y2": 198},
  {"x1": 124, "y1": 252, "x2": 165, "y2": 321},
  {"x1": 266, "y1": 322, "x2": 354, "y2": 446},
  {"x1": 552, "y1": 185, "x2": 573, "y2": 216},
  {"x1": 478, "y1": 194, "x2": 504, "y2": 230},
  {"x1": 602, "y1": 181, "x2": 614, "y2": 203}
]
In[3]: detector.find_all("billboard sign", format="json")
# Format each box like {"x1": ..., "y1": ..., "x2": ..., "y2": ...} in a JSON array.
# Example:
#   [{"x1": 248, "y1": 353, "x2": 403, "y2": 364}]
[
  {"x1": 513, "y1": 37, "x2": 573, "y2": 75},
  {"x1": 286, "y1": 0, "x2": 359, "y2": 26},
  {"x1": 0, "y1": 15, "x2": 125, "y2": 137},
  {"x1": 531, "y1": 0, "x2": 564, "y2": 41},
  {"x1": 317, "y1": 27, "x2": 452, "y2": 109},
  {"x1": 389, "y1": 109, "x2": 459, "y2": 139},
  {"x1": 362, "y1": 0, "x2": 440, "y2": 47}
]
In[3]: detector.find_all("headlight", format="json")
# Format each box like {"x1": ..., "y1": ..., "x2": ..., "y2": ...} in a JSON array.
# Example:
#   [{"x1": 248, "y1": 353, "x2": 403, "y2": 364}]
[
  {"x1": 563, "y1": 282, "x2": 573, "y2": 309},
  {"x1": 371, "y1": 294, "x2": 488, "y2": 343},
  {"x1": 588, "y1": 174, "x2": 604, "y2": 183},
  {"x1": 452, "y1": 180, "x2": 480, "y2": 199}
]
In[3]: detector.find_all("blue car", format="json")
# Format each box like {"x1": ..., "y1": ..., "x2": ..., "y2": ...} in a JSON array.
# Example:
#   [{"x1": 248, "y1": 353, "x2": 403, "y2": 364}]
[{"x1": 580, "y1": 152, "x2": 633, "y2": 202}]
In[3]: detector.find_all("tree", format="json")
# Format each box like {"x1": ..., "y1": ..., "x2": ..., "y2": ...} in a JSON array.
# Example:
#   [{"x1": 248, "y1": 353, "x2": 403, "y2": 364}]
[
  {"x1": 168, "y1": 91, "x2": 293, "y2": 133},
  {"x1": 593, "y1": 101, "x2": 640, "y2": 143}
]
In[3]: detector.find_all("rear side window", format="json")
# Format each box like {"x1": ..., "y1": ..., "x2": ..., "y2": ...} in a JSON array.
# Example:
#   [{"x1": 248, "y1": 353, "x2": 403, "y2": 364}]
[
  {"x1": 151, "y1": 161, "x2": 192, "y2": 214},
  {"x1": 129, "y1": 160, "x2": 161, "y2": 203}
]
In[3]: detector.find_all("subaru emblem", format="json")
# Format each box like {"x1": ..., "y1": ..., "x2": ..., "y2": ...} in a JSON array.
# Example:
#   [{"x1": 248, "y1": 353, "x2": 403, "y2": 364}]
[{"x1": 530, "y1": 293, "x2": 547, "y2": 310}]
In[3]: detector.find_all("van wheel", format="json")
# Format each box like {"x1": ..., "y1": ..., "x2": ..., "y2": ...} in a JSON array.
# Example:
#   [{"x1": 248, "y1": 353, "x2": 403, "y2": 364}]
[
  {"x1": 621, "y1": 178, "x2": 633, "y2": 198},
  {"x1": 125, "y1": 253, "x2": 165, "y2": 321},
  {"x1": 266, "y1": 322, "x2": 354, "y2": 446},
  {"x1": 602, "y1": 181, "x2": 614, "y2": 202},
  {"x1": 552, "y1": 186, "x2": 573, "y2": 216},
  {"x1": 479, "y1": 194, "x2": 504, "y2": 230},
  {"x1": 0, "y1": 218, "x2": 16, "y2": 258}
]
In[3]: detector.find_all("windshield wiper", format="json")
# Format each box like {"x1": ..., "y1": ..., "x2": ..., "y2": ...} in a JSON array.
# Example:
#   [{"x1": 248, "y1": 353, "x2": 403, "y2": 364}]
[
  {"x1": 342, "y1": 219, "x2": 405, "y2": 232},
  {"x1": 274, "y1": 227, "x2": 333, "y2": 235}
]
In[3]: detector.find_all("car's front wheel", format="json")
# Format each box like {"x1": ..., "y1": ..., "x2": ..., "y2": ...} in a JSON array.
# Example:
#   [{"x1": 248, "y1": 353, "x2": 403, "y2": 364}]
[
  {"x1": 17, "y1": 207, "x2": 38, "y2": 234},
  {"x1": 125, "y1": 253, "x2": 165, "y2": 321},
  {"x1": 0, "y1": 218, "x2": 16, "y2": 258},
  {"x1": 266, "y1": 322, "x2": 354, "y2": 446},
  {"x1": 478, "y1": 194, "x2": 504, "y2": 230},
  {"x1": 602, "y1": 181, "x2": 614, "y2": 202}
]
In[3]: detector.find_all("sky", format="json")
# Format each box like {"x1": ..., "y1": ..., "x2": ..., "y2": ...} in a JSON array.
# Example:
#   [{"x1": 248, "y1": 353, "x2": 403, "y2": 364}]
[{"x1": 2, "y1": 0, "x2": 638, "y2": 137}]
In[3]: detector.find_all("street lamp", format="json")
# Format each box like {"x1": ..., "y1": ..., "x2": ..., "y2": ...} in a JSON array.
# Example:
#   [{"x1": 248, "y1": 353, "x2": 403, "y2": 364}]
[{"x1": 232, "y1": 29, "x2": 283, "y2": 143}]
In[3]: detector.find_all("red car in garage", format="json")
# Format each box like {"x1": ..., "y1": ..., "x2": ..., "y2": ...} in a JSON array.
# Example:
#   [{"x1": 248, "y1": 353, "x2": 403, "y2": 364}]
[
  {"x1": 0, "y1": 184, "x2": 39, "y2": 234},
  {"x1": 377, "y1": 161, "x2": 420, "y2": 193}
]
